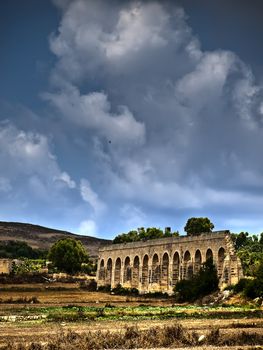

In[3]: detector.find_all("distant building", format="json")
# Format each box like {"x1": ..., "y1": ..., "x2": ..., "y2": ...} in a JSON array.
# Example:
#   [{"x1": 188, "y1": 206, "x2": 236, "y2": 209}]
[{"x1": 0, "y1": 259, "x2": 13, "y2": 274}]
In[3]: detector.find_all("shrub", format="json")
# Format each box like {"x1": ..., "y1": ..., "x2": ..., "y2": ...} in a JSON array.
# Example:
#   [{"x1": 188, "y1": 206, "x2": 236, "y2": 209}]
[
  {"x1": 174, "y1": 258, "x2": 219, "y2": 302},
  {"x1": 97, "y1": 284, "x2": 111, "y2": 292},
  {"x1": 111, "y1": 284, "x2": 139, "y2": 296},
  {"x1": 233, "y1": 278, "x2": 249, "y2": 293},
  {"x1": 233, "y1": 260, "x2": 263, "y2": 299},
  {"x1": 79, "y1": 279, "x2": 97, "y2": 291}
]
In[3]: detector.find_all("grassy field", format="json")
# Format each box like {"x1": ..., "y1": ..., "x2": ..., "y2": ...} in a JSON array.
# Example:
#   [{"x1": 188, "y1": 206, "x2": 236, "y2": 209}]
[{"x1": 0, "y1": 282, "x2": 262, "y2": 349}]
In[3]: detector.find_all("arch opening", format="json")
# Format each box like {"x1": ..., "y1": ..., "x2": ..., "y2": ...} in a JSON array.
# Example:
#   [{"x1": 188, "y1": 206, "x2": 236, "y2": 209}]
[
  {"x1": 152, "y1": 254, "x2": 160, "y2": 284},
  {"x1": 161, "y1": 252, "x2": 169, "y2": 289},
  {"x1": 124, "y1": 257, "x2": 131, "y2": 283},
  {"x1": 172, "y1": 252, "x2": 180, "y2": 286},
  {"x1": 183, "y1": 251, "x2": 193, "y2": 279},
  {"x1": 206, "y1": 248, "x2": 213, "y2": 262},
  {"x1": 142, "y1": 255, "x2": 149, "y2": 288},
  {"x1": 132, "y1": 256, "x2": 140, "y2": 288},
  {"x1": 114, "y1": 257, "x2": 121, "y2": 286},
  {"x1": 106, "y1": 258, "x2": 112, "y2": 285},
  {"x1": 194, "y1": 250, "x2": 202, "y2": 274},
  {"x1": 99, "y1": 259, "x2": 105, "y2": 281}
]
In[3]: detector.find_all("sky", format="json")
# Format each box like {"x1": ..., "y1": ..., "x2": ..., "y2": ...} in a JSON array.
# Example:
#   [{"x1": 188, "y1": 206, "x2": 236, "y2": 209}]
[{"x1": 1, "y1": 0, "x2": 263, "y2": 239}]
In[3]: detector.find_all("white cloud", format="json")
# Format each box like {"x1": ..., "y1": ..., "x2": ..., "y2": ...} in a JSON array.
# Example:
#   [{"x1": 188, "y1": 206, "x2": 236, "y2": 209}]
[
  {"x1": 0, "y1": 122, "x2": 76, "y2": 197},
  {"x1": 43, "y1": 87, "x2": 145, "y2": 145},
  {"x1": 54, "y1": 171, "x2": 76, "y2": 189},
  {"x1": 78, "y1": 219, "x2": 98, "y2": 236},
  {"x1": 80, "y1": 179, "x2": 106, "y2": 214}
]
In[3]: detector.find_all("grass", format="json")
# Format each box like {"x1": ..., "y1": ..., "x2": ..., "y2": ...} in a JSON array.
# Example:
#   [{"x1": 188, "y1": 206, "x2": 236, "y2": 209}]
[
  {"x1": 2, "y1": 322, "x2": 263, "y2": 349},
  {"x1": 5, "y1": 304, "x2": 258, "y2": 323}
]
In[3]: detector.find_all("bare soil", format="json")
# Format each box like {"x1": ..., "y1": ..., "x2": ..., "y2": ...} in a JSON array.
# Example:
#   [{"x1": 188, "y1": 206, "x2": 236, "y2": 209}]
[{"x1": 0, "y1": 283, "x2": 262, "y2": 349}]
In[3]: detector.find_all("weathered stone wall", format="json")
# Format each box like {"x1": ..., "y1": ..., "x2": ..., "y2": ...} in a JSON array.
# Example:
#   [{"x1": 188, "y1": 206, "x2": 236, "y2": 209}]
[
  {"x1": 0, "y1": 259, "x2": 12, "y2": 274},
  {"x1": 97, "y1": 231, "x2": 243, "y2": 294}
]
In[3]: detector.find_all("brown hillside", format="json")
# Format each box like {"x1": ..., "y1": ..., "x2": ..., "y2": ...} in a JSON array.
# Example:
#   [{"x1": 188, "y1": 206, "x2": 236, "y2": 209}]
[{"x1": 0, "y1": 221, "x2": 111, "y2": 257}]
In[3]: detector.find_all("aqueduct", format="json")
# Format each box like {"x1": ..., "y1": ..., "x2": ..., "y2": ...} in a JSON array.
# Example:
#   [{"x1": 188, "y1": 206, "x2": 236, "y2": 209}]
[{"x1": 97, "y1": 231, "x2": 243, "y2": 294}]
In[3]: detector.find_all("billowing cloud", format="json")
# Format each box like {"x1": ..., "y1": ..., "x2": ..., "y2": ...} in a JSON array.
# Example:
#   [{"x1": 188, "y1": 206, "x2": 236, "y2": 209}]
[
  {"x1": 2, "y1": 0, "x2": 263, "y2": 237},
  {"x1": 45, "y1": 0, "x2": 263, "y2": 236},
  {"x1": 43, "y1": 87, "x2": 145, "y2": 145}
]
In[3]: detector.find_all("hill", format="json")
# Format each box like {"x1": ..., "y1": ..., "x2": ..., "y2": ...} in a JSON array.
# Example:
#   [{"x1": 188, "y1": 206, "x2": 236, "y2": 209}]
[{"x1": 0, "y1": 221, "x2": 111, "y2": 258}]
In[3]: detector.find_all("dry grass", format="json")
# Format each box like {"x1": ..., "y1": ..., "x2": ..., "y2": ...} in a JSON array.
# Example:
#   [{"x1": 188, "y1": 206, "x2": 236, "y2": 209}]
[{"x1": 1, "y1": 323, "x2": 263, "y2": 350}]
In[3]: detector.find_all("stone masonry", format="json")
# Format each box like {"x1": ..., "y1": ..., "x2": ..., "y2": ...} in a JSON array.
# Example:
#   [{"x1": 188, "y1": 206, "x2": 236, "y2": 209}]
[{"x1": 96, "y1": 231, "x2": 243, "y2": 294}]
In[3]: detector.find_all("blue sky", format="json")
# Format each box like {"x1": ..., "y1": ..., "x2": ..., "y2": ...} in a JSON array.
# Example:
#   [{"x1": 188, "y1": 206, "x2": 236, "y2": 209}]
[{"x1": 1, "y1": 0, "x2": 263, "y2": 239}]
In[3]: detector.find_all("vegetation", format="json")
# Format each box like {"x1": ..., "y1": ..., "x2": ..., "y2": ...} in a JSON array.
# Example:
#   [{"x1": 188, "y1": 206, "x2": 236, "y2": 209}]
[
  {"x1": 12, "y1": 259, "x2": 46, "y2": 275},
  {"x1": 0, "y1": 241, "x2": 47, "y2": 259},
  {"x1": 113, "y1": 227, "x2": 179, "y2": 244},
  {"x1": 2, "y1": 322, "x2": 263, "y2": 349},
  {"x1": 232, "y1": 258, "x2": 263, "y2": 299},
  {"x1": 184, "y1": 217, "x2": 214, "y2": 236},
  {"x1": 231, "y1": 231, "x2": 263, "y2": 276},
  {"x1": 111, "y1": 284, "x2": 139, "y2": 296},
  {"x1": 48, "y1": 238, "x2": 89, "y2": 274},
  {"x1": 174, "y1": 258, "x2": 219, "y2": 302}
]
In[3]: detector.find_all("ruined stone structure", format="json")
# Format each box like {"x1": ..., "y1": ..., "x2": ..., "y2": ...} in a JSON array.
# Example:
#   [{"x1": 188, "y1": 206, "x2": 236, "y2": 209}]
[
  {"x1": 97, "y1": 231, "x2": 243, "y2": 294},
  {"x1": 0, "y1": 259, "x2": 12, "y2": 274}
]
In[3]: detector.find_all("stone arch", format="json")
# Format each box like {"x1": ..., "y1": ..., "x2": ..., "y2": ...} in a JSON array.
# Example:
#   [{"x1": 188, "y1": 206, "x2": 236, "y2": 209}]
[
  {"x1": 142, "y1": 255, "x2": 149, "y2": 288},
  {"x1": 172, "y1": 251, "x2": 180, "y2": 286},
  {"x1": 194, "y1": 250, "x2": 202, "y2": 274},
  {"x1": 152, "y1": 253, "x2": 160, "y2": 284},
  {"x1": 183, "y1": 250, "x2": 193, "y2": 279},
  {"x1": 161, "y1": 252, "x2": 169, "y2": 289},
  {"x1": 218, "y1": 247, "x2": 225, "y2": 279},
  {"x1": 99, "y1": 259, "x2": 105, "y2": 281},
  {"x1": 106, "y1": 258, "x2": 112, "y2": 285},
  {"x1": 114, "y1": 257, "x2": 121, "y2": 286},
  {"x1": 124, "y1": 256, "x2": 131, "y2": 283},
  {"x1": 132, "y1": 256, "x2": 140, "y2": 288},
  {"x1": 206, "y1": 248, "x2": 213, "y2": 262}
]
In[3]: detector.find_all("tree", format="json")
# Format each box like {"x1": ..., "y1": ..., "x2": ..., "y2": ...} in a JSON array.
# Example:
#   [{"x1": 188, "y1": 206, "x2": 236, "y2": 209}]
[
  {"x1": 112, "y1": 227, "x2": 180, "y2": 244},
  {"x1": 174, "y1": 258, "x2": 219, "y2": 302},
  {"x1": 231, "y1": 232, "x2": 263, "y2": 276},
  {"x1": 184, "y1": 217, "x2": 214, "y2": 236},
  {"x1": 48, "y1": 238, "x2": 89, "y2": 274}
]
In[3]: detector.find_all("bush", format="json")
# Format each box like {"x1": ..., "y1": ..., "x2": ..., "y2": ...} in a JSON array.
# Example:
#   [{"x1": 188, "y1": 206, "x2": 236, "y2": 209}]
[
  {"x1": 244, "y1": 279, "x2": 263, "y2": 299},
  {"x1": 97, "y1": 285, "x2": 111, "y2": 292},
  {"x1": 79, "y1": 279, "x2": 97, "y2": 291},
  {"x1": 174, "y1": 258, "x2": 219, "y2": 302},
  {"x1": 111, "y1": 284, "x2": 139, "y2": 296},
  {"x1": 233, "y1": 278, "x2": 249, "y2": 293},
  {"x1": 232, "y1": 260, "x2": 263, "y2": 299}
]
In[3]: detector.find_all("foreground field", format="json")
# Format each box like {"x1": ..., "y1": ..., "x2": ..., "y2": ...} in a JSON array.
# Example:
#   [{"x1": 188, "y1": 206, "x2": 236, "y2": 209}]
[{"x1": 0, "y1": 283, "x2": 262, "y2": 349}]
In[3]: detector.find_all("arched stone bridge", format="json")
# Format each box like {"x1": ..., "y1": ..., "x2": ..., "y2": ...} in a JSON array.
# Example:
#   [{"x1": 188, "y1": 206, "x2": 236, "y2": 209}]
[{"x1": 97, "y1": 231, "x2": 243, "y2": 294}]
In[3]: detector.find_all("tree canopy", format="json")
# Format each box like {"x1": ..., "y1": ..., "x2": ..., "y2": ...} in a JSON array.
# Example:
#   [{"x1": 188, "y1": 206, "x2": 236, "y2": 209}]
[
  {"x1": 113, "y1": 227, "x2": 179, "y2": 244},
  {"x1": 0, "y1": 241, "x2": 47, "y2": 259},
  {"x1": 231, "y1": 232, "x2": 263, "y2": 276},
  {"x1": 48, "y1": 238, "x2": 89, "y2": 274},
  {"x1": 184, "y1": 217, "x2": 214, "y2": 236}
]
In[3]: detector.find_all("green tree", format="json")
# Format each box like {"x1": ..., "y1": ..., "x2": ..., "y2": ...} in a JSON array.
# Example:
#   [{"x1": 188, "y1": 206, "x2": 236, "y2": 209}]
[
  {"x1": 231, "y1": 232, "x2": 263, "y2": 276},
  {"x1": 184, "y1": 217, "x2": 214, "y2": 236},
  {"x1": 113, "y1": 227, "x2": 180, "y2": 244},
  {"x1": 48, "y1": 238, "x2": 89, "y2": 274},
  {"x1": 174, "y1": 258, "x2": 219, "y2": 302}
]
